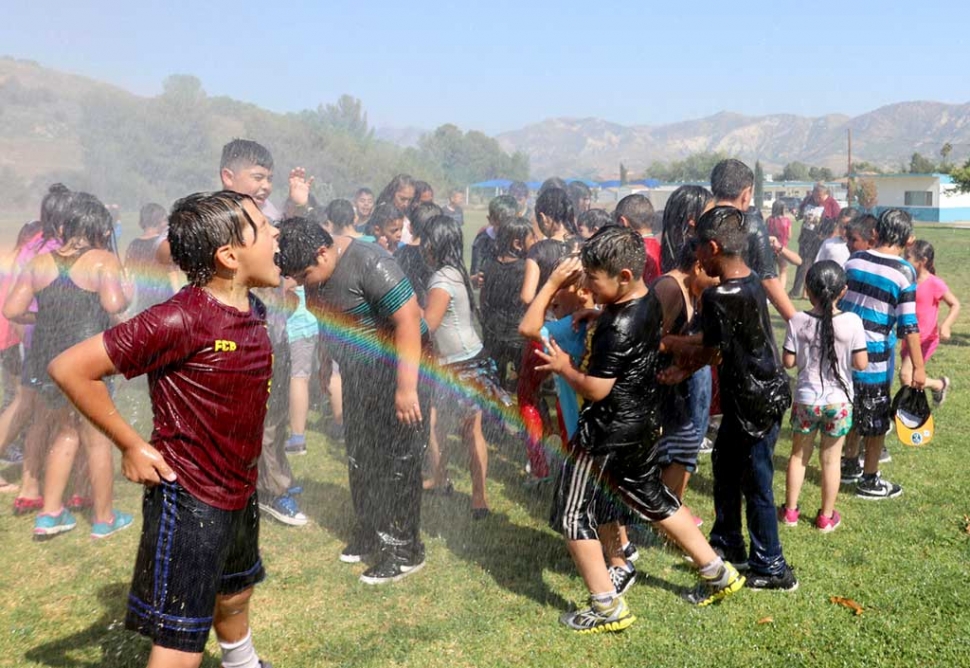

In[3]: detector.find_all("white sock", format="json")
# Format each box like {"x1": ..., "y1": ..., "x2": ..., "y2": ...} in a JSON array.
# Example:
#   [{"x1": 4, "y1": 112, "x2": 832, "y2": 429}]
[{"x1": 219, "y1": 630, "x2": 260, "y2": 668}]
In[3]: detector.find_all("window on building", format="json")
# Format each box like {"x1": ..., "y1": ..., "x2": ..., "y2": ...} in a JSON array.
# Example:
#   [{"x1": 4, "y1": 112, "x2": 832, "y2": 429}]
[{"x1": 904, "y1": 191, "x2": 933, "y2": 206}]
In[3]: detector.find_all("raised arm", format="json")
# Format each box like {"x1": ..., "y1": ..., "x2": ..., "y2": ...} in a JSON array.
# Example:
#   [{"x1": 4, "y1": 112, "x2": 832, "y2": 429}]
[{"x1": 519, "y1": 256, "x2": 582, "y2": 341}]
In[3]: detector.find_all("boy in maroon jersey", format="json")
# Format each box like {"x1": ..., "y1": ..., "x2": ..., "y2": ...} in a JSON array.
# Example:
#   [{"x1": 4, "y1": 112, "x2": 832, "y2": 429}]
[{"x1": 48, "y1": 191, "x2": 279, "y2": 668}]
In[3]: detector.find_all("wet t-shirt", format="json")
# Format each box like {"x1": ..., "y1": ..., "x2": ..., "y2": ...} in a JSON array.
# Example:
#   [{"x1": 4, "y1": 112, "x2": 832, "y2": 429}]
[
  {"x1": 103, "y1": 286, "x2": 272, "y2": 510},
  {"x1": 575, "y1": 293, "x2": 665, "y2": 453},
  {"x1": 528, "y1": 239, "x2": 569, "y2": 290},
  {"x1": 744, "y1": 210, "x2": 778, "y2": 280},
  {"x1": 480, "y1": 257, "x2": 527, "y2": 348},
  {"x1": 305, "y1": 239, "x2": 426, "y2": 372},
  {"x1": 702, "y1": 273, "x2": 790, "y2": 439}
]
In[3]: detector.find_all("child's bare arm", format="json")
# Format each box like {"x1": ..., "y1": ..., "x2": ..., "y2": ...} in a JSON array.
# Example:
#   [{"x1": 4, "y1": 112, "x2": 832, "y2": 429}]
[
  {"x1": 533, "y1": 337, "x2": 615, "y2": 401},
  {"x1": 902, "y1": 330, "x2": 926, "y2": 389},
  {"x1": 2, "y1": 264, "x2": 37, "y2": 325},
  {"x1": 390, "y1": 296, "x2": 423, "y2": 425},
  {"x1": 48, "y1": 334, "x2": 176, "y2": 486},
  {"x1": 852, "y1": 348, "x2": 869, "y2": 370},
  {"x1": 520, "y1": 258, "x2": 541, "y2": 305},
  {"x1": 782, "y1": 350, "x2": 796, "y2": 369},
  {"x1": 762, "y1": 277, "x2": 796, "y2": 321},
  {"x1": 939, "y1": 290, "x2": 960, "y2": 341},
  {"x1": 519, "y1": 256, "x2": 583, "y2": 340}
]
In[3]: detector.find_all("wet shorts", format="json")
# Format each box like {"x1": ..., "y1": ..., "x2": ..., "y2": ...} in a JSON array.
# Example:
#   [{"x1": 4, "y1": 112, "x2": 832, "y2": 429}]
[
  {"x1": 289, "y1": 336, "x2": 317, "y2": 379},
  {"x1": 852, "y1": 383, "x2": 892, "y2": 437},
  {"x1": 550, "y1": 442, "x2": 680, "y2": 541},
  {"x1": 125, "y1": 481, "x2": 265, "y2": 653},
  {"x1": 654, "y1": 420, "x2": 702, "y2": 472},
  {"x1": 790, "y1": 402, "x2": 853, "y2": 438}
]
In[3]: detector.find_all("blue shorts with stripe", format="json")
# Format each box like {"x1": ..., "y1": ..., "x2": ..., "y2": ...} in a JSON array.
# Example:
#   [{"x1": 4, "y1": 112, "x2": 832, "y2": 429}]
[{"x1": 125, "y1": 481, "x2": 265, "y2": 653}]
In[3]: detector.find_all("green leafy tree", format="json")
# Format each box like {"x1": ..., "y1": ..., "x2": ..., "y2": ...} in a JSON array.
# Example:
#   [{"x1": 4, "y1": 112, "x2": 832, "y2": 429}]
[
  {"x1": 940, "y1": 142, "x2": 953, "y2": 172},
  {"x1": 951, "y1": 158, "x2": 970, "y2": 194},
  {"x1": 909, "y1": 152, "x2": 937, "y2": 174},
  {"x1": 780, "y1": 161, "x2": 811, "y2": 181},
  {"x1": 855, "y1": 178, "x2": 878, "y2": 210},
  {"x1": 808, "y1": 166, "x2": 834, "y2": 181}
]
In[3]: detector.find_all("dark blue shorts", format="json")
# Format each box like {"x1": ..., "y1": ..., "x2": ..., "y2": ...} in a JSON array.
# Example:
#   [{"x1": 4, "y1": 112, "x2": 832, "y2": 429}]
[{"x1": 125, "y1": 481, "x2": 264, "y2": 653}]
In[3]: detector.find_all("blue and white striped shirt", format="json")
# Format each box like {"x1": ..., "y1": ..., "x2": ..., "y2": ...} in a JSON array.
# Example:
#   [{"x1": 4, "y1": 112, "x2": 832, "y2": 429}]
[{"x1": 838, "y1": 250, "x2": 919, "y2": 386}]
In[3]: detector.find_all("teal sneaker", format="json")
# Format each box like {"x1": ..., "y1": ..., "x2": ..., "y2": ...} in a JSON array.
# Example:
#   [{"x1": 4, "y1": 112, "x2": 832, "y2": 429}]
[
  {"x1": 33, "y1": 509, "x2": 77, "y2": 540},
  {"x1": 91, "y1": 510, "x2": 134, "y2": 539}
]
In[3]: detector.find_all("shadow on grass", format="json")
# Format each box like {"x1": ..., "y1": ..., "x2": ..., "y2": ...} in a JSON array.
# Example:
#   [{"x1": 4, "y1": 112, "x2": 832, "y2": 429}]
[
  {"x1": 299, "y1": 477, "x2": 572, "y2": 610},
  {"x1": 24, "y1": 582, "x2": 222, "y2": 668}
]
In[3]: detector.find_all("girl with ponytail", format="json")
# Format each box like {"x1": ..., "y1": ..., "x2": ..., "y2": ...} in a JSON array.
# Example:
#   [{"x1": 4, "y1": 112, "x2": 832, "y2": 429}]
[{"x1": 780, "y1": 260, "x2": 868, "y2": 532}]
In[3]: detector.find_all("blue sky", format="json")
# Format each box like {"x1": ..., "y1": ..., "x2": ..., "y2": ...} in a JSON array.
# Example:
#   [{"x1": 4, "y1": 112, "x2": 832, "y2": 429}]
[{"x1": 3, "y1": 0, "x2": 969, "y2": 135}]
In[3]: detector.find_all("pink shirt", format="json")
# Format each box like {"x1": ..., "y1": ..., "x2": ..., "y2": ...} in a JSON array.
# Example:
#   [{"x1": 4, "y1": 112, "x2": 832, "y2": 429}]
[
  {"x1": 915, "y1": 274, "x2": 949, "y2": 343},
  {"x1": 767, "y1": 216, "x2": 792, "y2": 248}
]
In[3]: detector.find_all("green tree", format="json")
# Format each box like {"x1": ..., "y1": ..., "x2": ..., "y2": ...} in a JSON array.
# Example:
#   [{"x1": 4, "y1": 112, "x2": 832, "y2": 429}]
[
  {"x1": 754, "y1": 160, "x2": 764, "y2": 209},
  {"x1": 855, "y1": 178, "x2": 878, "y2": 210},
  {"x1": 808, "y1": 166, "x2": 834, "y2": 181},
  {"x1": 940, "y1": 142, "x2": 953, "y2": 172},
  {"x1": 779, "y1": 161, "x2": 811, "y2": 181},
  {"x1": 619, "y1": 162, "x2": 628, "y2": 186},
  {"x1": 909, "y1": 152, "x2": 937, "y2": 174},
  {"x1": 951, "y1": 158, "x2": 970, "y2": 194}
]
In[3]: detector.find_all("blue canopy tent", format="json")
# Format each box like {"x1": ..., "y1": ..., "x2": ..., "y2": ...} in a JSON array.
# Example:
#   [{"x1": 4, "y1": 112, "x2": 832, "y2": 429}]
[
  {"x1": 469, "y1": 179, "x2": 514, "y2": 189},
  {"x1": 597, "y1": 179, "x2": 623, "y2": 189}
]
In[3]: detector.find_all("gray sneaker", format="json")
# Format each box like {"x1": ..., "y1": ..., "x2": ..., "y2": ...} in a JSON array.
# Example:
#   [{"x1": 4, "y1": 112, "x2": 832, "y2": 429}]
[
  {"x1": 932, "y1": 377, "x2": 951, "y2": 406},
  {"x1": 559, "y1": 596, "x2": 636, "y2": 634}
]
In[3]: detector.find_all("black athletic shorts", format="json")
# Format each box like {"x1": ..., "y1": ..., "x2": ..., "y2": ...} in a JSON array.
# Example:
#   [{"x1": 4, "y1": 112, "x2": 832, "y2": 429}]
[
  {"x1": 852, "y1": 383, "x2": 892, "y2": 437},
  {"x1": 125, "y1": 481, "x2": 264, "y2": 653}
]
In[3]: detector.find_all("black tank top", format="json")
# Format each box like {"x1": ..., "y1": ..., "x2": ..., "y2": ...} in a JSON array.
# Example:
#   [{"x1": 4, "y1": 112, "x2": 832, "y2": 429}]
[{"x1": 27, "y1": 248, "x2": 112, "y2": 388}]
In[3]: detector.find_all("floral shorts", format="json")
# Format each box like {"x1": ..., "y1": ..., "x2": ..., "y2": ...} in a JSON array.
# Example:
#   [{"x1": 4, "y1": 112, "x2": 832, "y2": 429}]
[{"x1": 790, "y1": 402, "x2": 853, "y2": 438}]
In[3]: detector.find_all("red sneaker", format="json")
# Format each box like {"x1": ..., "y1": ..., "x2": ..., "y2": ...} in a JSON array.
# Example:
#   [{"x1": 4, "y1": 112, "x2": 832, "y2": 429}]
[{"x1": 13, "y1": 496, "x2": 44, "y2": 515}]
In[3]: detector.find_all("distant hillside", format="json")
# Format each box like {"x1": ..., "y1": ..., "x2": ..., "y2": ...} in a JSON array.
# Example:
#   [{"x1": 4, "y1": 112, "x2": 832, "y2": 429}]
[{"x1": 496, "y1": 104, "x2": 970, "y2": 178}]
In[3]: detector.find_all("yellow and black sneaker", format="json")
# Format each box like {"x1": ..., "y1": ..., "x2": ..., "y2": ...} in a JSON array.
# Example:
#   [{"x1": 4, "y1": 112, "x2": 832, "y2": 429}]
[
  {"x1": 559, "y1": 595, "x2": 636, "y2": 634},
  {"x1": 685, "y1": 562, "x2": 746, "y2": 606}
]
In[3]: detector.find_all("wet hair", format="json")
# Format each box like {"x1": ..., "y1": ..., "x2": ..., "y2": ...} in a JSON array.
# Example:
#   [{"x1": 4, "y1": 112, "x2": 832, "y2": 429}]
[
  {"x1": 409, "y1": 202, "x2": 443, "y2": 240},
  {"x1": 138, "y1": 202, "x2": 167, "y2": 231},
  {"x1": 39, "y1": 183, "x2": 73, "y2": 243},
  {"x1": 581, "y1": 225, "x2": 646, "y2": 279},
  {"x1": 168, "y1": 191, "x2": 259, "y2": 287},
  {"x1": 508, "y1": 181, "x2": 529, "y2": 200},
  {"x1": 846, "y1": 213, "x2": 877, "y2": 243},
  {"x1": 614, "y1": 193, "x2": 655, "y2": 232},
  {"x1": 376, "y1": 174, "x2": 415, "y2": 212},
  {"x1": 770, "y1": 200, "x2": 786, "y2": 218},
  {"x1": 496, "y1": 217, "x2": 534, "y2": 259},
  {"x1": 535, "y1": 187, "x2": 578, "y2": 236},
  {"x1": 488, "y1": 195, "x2": 519, "y2": 227},
  {"x1": 838, "y1": 207, "x2": 858, "y2": 223},
  {"x1": 578, "y1": 208, "x2": 612, "y2": 235},
  {"x1": 277, "y1": 216, "x2": 334, "y2": 278},
  {"x1": 424, "y1": 215, "x2": 480, "y2": 322},
  {"x1": 906, "y1": 239, "x2": 936, "y2": 275},
  {"x1": 710, "y1": 159, "x2": 754, "y2": 201},
  {"x1": 367, "y1": 202, "x2": 404, "y2": 236},
  {"x1": 696, "y1": 205, "x2": 747, "y2": 256},
  {"x1": 567, "y1": 181, "x2": 592, "y2": 209},
  {"x1": 14, "y1": 220, "x2": 43, "y2": 250},
  {"x1": 538, "y1": 177, "x2": 567, "y2": 196},
  {"x1": 412, "y1": 180, "x2": 433, "y2": 203},
  {"x1": 220, "y1": 139, "x2": 274, "y2": 172},
  {"x1": 876, "y1": 208, "x2": 913, "y2": 248},
  {"x1": 325, "y1": 198, "x2": 356, "y2": 233},
  {"x1": 661, "y1": 185, "x2": 713, "y2": 272},
  {"x1": 354, "y1": 187, "x2": 374, "y2": 199},
  {"x1": 675, "y1": 237, "x2": 700, "y2": 273},
  {"x1": 805, "y1": 260, "x2": 851, "y2": 398},
  {"x1": 61, "y1": 192, "x2": 114, "y2": 250}
]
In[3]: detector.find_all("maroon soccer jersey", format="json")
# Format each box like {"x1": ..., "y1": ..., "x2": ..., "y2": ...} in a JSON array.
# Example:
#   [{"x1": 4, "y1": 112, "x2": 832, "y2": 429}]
[{"x1": 103, "y1": 286, "x2": 273, "y2": 510}]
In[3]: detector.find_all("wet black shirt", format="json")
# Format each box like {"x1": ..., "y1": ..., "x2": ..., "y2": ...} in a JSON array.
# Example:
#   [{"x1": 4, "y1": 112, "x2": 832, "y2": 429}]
[
  {"x1": 480, "y1": 257, "x2": 527, "y2": 348},
  {"x1": 744, "y1": 209, "x2": 778, "y2": 280},
  {"x1": 575, "y1": 293, "x2": 666, "y2": 453},
  {"x1": 701, "y1": 273, "x2": 790, "y2": 439},
  {"x1": 393, "y1": 244, "x2": 432, "y2": 309}
]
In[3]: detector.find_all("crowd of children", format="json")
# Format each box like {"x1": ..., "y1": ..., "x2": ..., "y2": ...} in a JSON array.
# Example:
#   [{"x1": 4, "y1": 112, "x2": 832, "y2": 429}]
[{"x1": 0, "y1": 143, "x2": 962, "y2": 663}]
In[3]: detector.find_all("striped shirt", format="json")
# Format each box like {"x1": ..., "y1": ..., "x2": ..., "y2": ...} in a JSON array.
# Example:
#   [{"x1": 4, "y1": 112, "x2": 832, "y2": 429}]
[{"x1": 838, "y1": 250, "x2": 919, "y2": 386}]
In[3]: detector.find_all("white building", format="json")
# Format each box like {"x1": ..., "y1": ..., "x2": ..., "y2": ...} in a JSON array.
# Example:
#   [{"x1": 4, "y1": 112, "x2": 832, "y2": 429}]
[{"x1": 857, "y1": 173, "x2": 970, "y2": 223}]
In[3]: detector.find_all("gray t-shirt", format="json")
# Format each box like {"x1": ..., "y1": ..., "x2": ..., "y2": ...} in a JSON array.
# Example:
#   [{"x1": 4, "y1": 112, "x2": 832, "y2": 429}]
[{"x1": 428, "y1": 266, "x2": 483, "y2": 364}]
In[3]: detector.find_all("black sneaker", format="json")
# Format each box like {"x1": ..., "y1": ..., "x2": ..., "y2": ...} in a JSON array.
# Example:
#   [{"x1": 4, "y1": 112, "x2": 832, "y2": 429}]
[
  {"x1": 856, "y1": 473, "x2": 903, "y2": 500},
  {"x1": 745, "y1": 565, "x2": 798, "y2": 592},
  {"x1": 621, "y1": 541, "x2": 640, "y2": 563},
  {"x1": 840, "y1": 457, "x2": 863, "y2": 484},
  {"x1": 712, "y1": 546, "x2": 748, "y2": 572},
  {"x1": 608, "y1": 562, "x2": 636, "y2": 595},
  {"x1": 359, "y1": 556, "x2": 426, "y2": 585},
  {"x1": 339, "y1": 535, "x2": 378, "y2": 564}
]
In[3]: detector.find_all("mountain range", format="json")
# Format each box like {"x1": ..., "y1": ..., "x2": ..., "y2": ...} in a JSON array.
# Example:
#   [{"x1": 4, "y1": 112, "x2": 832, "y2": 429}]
[{"x1": 3, "y1": 56, "x2": 969, "y2": 186}]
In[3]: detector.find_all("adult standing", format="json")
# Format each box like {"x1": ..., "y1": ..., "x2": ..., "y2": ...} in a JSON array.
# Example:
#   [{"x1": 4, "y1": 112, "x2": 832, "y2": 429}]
[{"x1": 789, "y1": 183, "x2": 841, "y2": 299}]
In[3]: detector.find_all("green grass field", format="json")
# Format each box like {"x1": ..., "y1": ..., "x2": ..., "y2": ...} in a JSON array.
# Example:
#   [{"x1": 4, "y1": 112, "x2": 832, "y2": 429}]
[{"x1": 1, "y1": 211, "x2": 969, "y2": 667}]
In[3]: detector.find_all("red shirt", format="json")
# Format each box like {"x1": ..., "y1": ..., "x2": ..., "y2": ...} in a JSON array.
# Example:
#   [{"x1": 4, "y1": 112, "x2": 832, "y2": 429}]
[
  {"x1": 103, "y1": 286, "x2": 272, "y2": 510},
  {"x1": 643, "y1": 236, "x2": 662, "y2": 284}
]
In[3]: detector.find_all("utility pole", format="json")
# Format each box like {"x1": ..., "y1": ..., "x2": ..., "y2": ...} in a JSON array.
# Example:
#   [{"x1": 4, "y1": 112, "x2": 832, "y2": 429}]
[{"x1": 847, "y1": 128, "x2": 853, "y2": 206}]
